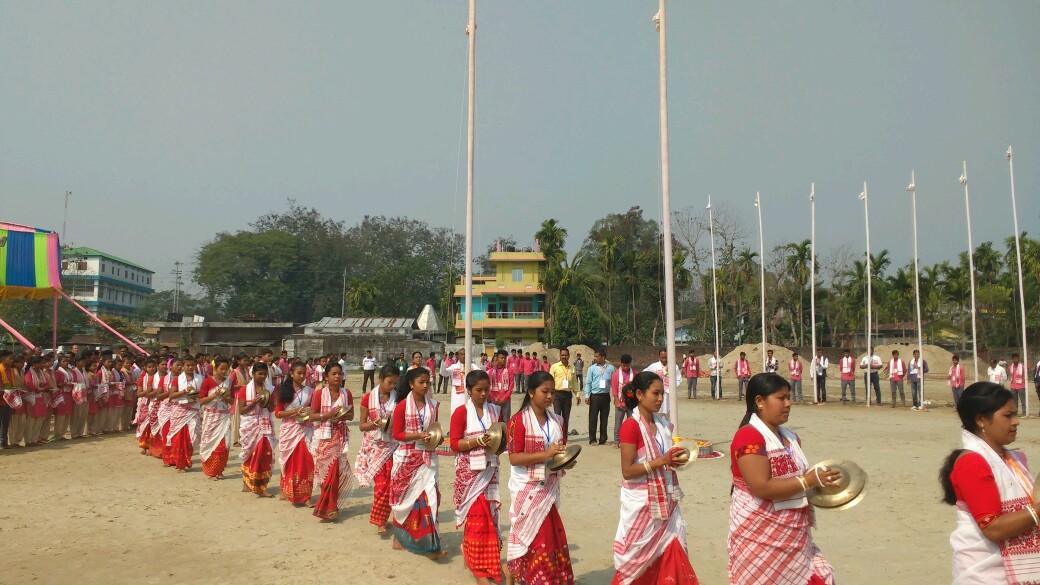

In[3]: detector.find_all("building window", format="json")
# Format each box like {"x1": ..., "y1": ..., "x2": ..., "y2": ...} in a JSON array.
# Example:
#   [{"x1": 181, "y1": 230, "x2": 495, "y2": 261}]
[{"x1": 512, "y1": 268, "x2": 522, "y2": 282}]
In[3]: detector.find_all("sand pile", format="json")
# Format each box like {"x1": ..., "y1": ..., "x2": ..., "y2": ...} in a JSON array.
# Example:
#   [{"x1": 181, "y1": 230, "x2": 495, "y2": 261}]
[
  {"x1": 693, "y1": 342, "x2": 810, "y2": 379},
  {"x1": 522, "y1": 343, "x2": 597, "y2": 367},
  {"x1": 856, "y1": 343, "x2": 975, "y2": 381}
]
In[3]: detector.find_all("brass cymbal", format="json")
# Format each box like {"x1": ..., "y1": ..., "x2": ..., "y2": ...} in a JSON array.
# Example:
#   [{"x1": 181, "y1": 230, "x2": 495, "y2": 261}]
[
  {"x1": 377, "y1": 414, "x2": 393, "y2": 433},
  {"x1": 331, "y1": 405, "x2": 353, "y2": 421},
  {"x1": 671, "y1": 439, "x2": 700, "y2": 471},
  {"x1": 808, "y1": 459, "x2": 867, "y2": 511},
  {"x1": 295, "y1": 407, "x2": 312, "y2": 423},
  {"x1": 486, "y1": 422, "x2": 507, "y2": 456},
  {"x1": 548, "y1": 444, "x2": 582, "y2": 471},
  {"x1": 424, "y1": 421, "x2": 445, "y2": 450},
  {"x1": 255, "y1": 387, "x2": 271, "y2": 408}
]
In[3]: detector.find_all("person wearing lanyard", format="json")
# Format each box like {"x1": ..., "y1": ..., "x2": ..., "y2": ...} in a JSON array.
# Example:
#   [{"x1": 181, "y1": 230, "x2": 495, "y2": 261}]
[
  {"x1": 549, "y1": 348, "x2": 578, "y2": 438},
  {"x1": 354, "y1": 365, "x2": 400, "y2": 535},
  {"x1": 614, "y1": 371, "x2": 698, "y2": 584},
  {"x1": 584, "y1": 349, "x2": 615, "y2": 446},
  {"x1": 611, "y1": 354, "x2": 635, "y2": 449}
]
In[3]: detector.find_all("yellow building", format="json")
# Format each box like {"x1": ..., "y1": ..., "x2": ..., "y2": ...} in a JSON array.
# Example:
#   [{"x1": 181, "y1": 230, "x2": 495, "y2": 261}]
[{"x1": 454, "y1": 251, "x2": 546, "y2": 345}]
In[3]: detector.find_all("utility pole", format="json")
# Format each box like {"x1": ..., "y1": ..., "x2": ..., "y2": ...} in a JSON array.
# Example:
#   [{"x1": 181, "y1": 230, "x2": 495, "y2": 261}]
[
  {"x1": 62, "y1": 191, "x2": 71, "y2": 243},
  {"x1": 341, "y1": 268, "x2": 347, "y2": 318},
  {"x1": 172, "y1": 262, "x2": 183, "y2": 313}
]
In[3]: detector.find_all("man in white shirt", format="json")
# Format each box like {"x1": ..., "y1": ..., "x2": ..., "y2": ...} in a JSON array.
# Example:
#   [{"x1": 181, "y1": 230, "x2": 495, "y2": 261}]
[
  {"x1": 764, "y1": 349, "x2": 779, "y2": 374},
  {"x1": 361, "y1": 350, "x2": 377, "y2": 392},
  {"x1": 709, "y1": 351, "x2": 722, "y2": 400},
  {"x1": 860, "y1": 347, "x2": 882, "y2": 405},
  {"x1": 987, "y1": 358, "x2": 1008, "y2": 387},
  {"x1": 814, "y1": 349, "x2": 829, "y2": 403},
  {"x1": 441, "y1": 348, "x2": 478, "y2": 415},
  {"x1": 881, "y1": 349, "x2": 906, "y2": 408},
  {"x1": 643, "y1": 348, "x2": 681, "y2": 416},
  {"x1": 907, "y1": 349, "x2": 929, "y2": 411}
]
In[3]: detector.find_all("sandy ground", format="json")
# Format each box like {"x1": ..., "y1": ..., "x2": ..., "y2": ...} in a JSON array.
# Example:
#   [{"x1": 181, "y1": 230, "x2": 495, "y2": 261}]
[{"x1": 3, "y1": 371, "x2": 1035, "y2": 585}]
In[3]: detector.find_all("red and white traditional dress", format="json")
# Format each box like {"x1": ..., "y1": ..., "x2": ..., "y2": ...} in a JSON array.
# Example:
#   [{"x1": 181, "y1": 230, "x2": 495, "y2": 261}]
[
  {"x1": 728, "y1": 414, "x2": 834, "y2": 585},
  {"x1": 276, "y1": 385, "x2": 315, "y2": 505},
  {"x1": 389, "y1": 392, "x2": 442, "y2": 554},
  {"x1": 92, "y1": 366, "x2": 112, "y2": 436},
  {"x1": 950, "y1": 429, "x2": 1040, "y2": 584},
  {"x1": 150, "y1": 372, "x2": 171, "y2": 459},
  {"x1": 106, "y1": 368, "x2": 125, "y2": 433},
  {"x1": 1, "y1": 365, "x2": 25, "y2": 446},
  {"x1": 135, "y1": 372, "x2": 155, "y2": 449},
  {"x1": 52, "y1": 365, "x2": 74, "y2": 440},
  {"x1": 614, "y1": 415, "x2": 699, "y2": 585},
  {"x1": 239, "y1": 380, "x2": 276, "y2": 494},
  {"x1": 199, "y1": 376, "x2": 233, "y2": 477},
  {"x1": 23, "y1": 368, "x2": 52, "y2": 444},
  {"x1": 69, "y1": 366, "x2": 89, "y2": 439},
  {"x1": 353, "y1": 389, "x2": 398, "y2": 528},
  {"x1": 451, "y1": 400, "x2": 502, "y2": 582},
  {"x1": 506, "y1": 408, "x2": 574, "y2": 584},
  {"x1": 167, "y1": 372, "x2": 202, "y2": 470},
  {"x1": 311, "y1": 386, "x2": 355, "y2": 520}
]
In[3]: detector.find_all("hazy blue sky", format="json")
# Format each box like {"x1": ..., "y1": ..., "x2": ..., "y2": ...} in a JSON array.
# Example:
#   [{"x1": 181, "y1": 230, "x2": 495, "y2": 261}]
[{"x1": 2, "y1": 1, "x2": 1037, "y2": 292}]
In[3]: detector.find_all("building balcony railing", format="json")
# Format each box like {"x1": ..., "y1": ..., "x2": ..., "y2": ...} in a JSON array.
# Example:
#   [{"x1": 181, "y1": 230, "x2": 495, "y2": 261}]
[{"x1": 455, "y1": 312, "x2": 545, "y2": 329}]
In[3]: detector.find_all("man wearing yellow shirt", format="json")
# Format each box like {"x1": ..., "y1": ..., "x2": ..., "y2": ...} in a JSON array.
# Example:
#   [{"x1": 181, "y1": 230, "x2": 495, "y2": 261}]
[{"x1": 549, "y1": 348, "x2": 578, "y2": 438}]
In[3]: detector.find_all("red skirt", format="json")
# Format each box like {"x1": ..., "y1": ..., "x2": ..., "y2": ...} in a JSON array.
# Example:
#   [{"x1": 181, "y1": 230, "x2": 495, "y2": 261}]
[
  {"x1": 369, "y1": 458, "x2": 393, "y2": 527},
  {"x1": 507, "y1": 504, "x2": 574, "y2": 585},
  {"x1": 138, "y1": 426, "x2": 152, "y2": 449},
  {"x1": 280, "y1": 442, "x2": 314, "y2": 504},
  {"x1": 463, "y1": 494, "x2": 502, "y2": 582},
  {"x1": 613, "y1": 539, "x2": 699, "y2": 585},
  {"x1": 242, "y1": 438, "x2": 273, "y2": 494},
  {"x1": 203, "y1": 439, "x2": 229, "y2": 477},
  {"x1": 169, "y1": 426, "x2": 193, "y2": 470},
  {"x1": 149, "y1": 423, "x2": 165, "y2": 458},
  {"x1": 160, "y1": 422, "x2": 175, "y2": 466},
  {"x1": 313, "y1": 457, "x2": 343, "y2": 520}
]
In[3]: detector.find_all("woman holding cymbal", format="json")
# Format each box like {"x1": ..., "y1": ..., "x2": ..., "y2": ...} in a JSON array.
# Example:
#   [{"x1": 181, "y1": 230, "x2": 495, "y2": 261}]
[
  {"x1": 940, "y1": 381, "x2": 1040, "y2": 584},
  {"x1": 728, "y1": 372, "x2": 841, "y2": 585}
]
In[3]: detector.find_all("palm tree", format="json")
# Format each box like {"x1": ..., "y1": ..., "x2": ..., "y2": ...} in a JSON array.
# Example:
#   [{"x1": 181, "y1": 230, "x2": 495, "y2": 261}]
[
  {"x1": 345, "y1": 278, "x2": 378, "y2": 316},
  {"x1": 535, "y1": 219, "x2": 568, "y2": 341},
  {"x1": 973, "y1": 241, "x2": 1003, "y2": 285},
  {"x1": 596, "y1": 235, "x2": 623, "y2": 342},
  {"x1": 784, "y1": 239, "x2": 813, "y2": 345}
]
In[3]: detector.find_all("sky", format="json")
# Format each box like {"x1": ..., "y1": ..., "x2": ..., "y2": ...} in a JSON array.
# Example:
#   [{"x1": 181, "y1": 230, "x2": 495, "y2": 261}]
[{"x1": 2, "y1": 1, "x2": 1038, "y2": 293}]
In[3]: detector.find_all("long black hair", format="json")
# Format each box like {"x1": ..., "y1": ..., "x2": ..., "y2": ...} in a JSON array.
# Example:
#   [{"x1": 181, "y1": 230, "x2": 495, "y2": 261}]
[
  {"x1": 394, "y1": 366, "x2": 431, "y2": 403},
  {"x1": 621, "y1": 371, "x2": 662, "y2": 412},
  {"x1": 939, "y1": 382, "x2": 1016, "y2": 505},
  {"x1": 519, "y1": 370, "x2": 554, "y2": 412},
  {"x1": 739, "y1": 373, "x2": 791, "y2": 427},
  {"x1": 277, "y1": 361, "x2": 306, "y2": 405}
]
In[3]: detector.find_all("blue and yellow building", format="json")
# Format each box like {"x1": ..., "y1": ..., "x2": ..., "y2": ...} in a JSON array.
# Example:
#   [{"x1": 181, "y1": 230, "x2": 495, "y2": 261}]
[{"x1": 454, "y1": 251, "x2": 546, "y2": 345}]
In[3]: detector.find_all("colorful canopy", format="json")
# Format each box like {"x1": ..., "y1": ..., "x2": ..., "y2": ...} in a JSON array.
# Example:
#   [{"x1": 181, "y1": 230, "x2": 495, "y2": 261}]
[{"x1": 0, "y1": 222, "x2": 62, "y2": 300}]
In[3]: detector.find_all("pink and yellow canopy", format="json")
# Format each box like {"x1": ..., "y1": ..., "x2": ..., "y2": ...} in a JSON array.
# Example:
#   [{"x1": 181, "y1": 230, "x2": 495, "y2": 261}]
[{"x1": 0, "y1": 222, "x2": 62, "y2": 300}]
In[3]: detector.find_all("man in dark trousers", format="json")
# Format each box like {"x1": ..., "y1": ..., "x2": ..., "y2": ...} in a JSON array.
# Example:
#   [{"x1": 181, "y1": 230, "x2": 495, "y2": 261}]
[{"x1": 583, "y1": 349, "x2": 615, "y2": 446}]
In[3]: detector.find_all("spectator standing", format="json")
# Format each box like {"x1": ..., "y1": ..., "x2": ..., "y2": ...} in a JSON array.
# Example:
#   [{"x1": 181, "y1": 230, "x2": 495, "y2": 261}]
[
  {"x1": 583, "y1": 349, "x2": 614, "y2": 446},
  {"x1": 907, "y1": 349, "x2": 928, "y2": 411},
  {"x1": 814, "y1": 349, "x2": 829, "y2": 403},
  {"x1": 361, "y1": 350, "x2": 377, "y2": 392},
  {"x1": 682, "y1": 352, "x2": 700, "y2": 399},
  {"x1": 610, "y1": 354, "x2": 634, "y2": 448},
  {"x1": 860, "y1": 347, "x2": 882, "y2": 405},
  {"x1": 549, "y1": 348, "x2": 578, "y2": 437}
]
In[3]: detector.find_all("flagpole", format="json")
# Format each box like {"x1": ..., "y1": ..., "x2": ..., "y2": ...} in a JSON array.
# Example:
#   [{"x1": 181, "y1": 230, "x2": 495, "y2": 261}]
[
  {"x1": 755, "y1": 192, "x2": 767, "y2": 370},
  {"x1": 809, "y1": 184, "x2": 818, "y2": 403},
  {"x1": 708, "y1": 196, "x2": 721, "y2": 398},
  {"x1": 907, "y1": 172, "x2": 925, "y2": 410},
  {"x1": 860, "y1": 184, "x2": 873, "y2": 407},
  {"x1": 463, "y1": 0, "x2": 476, "y2": 374},
  {"x1": 1007, "y1": 146, "x2": 1029, "y2": 416},
  {"x1": 960, "y1": 162, "x2": 980, "y2": 382},
  {"x1": 654, "y1": 0, "x2": 679, "y2": 429}
]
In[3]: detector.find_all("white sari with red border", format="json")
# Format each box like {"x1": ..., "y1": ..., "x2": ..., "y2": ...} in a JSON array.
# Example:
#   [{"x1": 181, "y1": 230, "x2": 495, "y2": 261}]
[
  {"x1": 353, "y1": 390, "x2": 397, "y2": 488},
  {"x1": 506, "y1": 408, "x2": 565, "y2": 562},
  {"x1": 453, "y1": 400, "x2": 500, "y2": 528}
]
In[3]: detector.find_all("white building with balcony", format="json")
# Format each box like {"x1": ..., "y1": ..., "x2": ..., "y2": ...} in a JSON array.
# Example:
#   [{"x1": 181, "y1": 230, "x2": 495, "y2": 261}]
[{"x1": 61, "y1": 247, "x2": 155, "y2": 318}]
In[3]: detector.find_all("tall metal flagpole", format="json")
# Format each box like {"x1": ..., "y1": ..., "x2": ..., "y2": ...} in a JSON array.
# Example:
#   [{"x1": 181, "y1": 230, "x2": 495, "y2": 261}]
[
  {"x1": 907, "y1": 172, "x2": 926, "y2": 410},
  {"x1": 708, "y1": 196, "x2": 722, "y2": 397},
  {"x1": 960, "y1": 162, "x2": 980, "y2": 382},
  {"x1": 755, "y1": 192, "x2": 767, "y2": 369},
  {"x1": 654, "y1": 0, "x2": 679, "y2": 428},
  {"x1": 859, "y1": 184, "x2": 873, "y2": 407},
  {"x1": 809, "y1": 184, "x2": 818, "y2": 403},
  {"x1": 1007, "y1": 146, "x2": 1029, "y2": 416},
  {"x1": 463, "y1": 0, "x2": 476, "y2": 374}
]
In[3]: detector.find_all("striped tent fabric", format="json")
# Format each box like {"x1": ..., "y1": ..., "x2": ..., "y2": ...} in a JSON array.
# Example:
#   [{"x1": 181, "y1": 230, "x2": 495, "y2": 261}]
[{"x1": 0, "y1": 222, "x2": 62, "y2": 300}]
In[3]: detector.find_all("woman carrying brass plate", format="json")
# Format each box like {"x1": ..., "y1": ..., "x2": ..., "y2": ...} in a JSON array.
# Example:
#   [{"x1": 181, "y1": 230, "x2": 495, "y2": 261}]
[
  {"x1": 354, "y1": 365, "x2": 400, "y2": 534},
  {"x1": 274, "y1": 362, "x2": 315, "y2": 506},
  {"x1": 310, "y1": 362, "x2": 355, "y2": 521},
  {"x1": 613, "y1": 371, "x2": 699, "y2": 585},
  {"x1": 729, "y1": 373, "x2": 840, "y2": 585},
  {"x1": 238, "y1": 363, "x2": 276, "y2": 497},
  {"x1": 198, "y1": 357, "x2": 233, "y2": 480}
]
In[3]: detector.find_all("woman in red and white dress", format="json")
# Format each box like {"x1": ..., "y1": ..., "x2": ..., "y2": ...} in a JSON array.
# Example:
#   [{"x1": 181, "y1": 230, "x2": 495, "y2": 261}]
[
  {"x1": 505, "y1": 370, "x2": 575, "y2": 584},
  {"x1": 941, "y1": 382, "x2": 1040, "y2": 584},
  {"x1": 354, "y1": 364, "x2": 400, "y2": 533},
  {"x1": 274, "y1": 362, "x2": 315, "y2": 506},
  {"x1": 51, "y1": 354, "x2": 75, "y2": 441},
  {"x1": 69, "y1": 354, "x2": 90, "y2": 440},
  {"x1": 1, "y1": 353, "x2": 26, "y2": 448},
  {"x1": 149, "y1": 360, "x2": 171, "y2": 459},
  {"x1": 614, "y1": 371, "x2": 698, "y2": 585},
  {"x1": 389, "y1": 367, "x2": 443, "y2": 558},
  {"x1": 729, "y1": 373, "x2": 841, "y2": 585},
  {"x1": 91, "y1": 356, "x2": 113, "y2": 437},
  {"x1": 23, "y1": 356, "x2": 53, "y2": 446},
  {"x1": 106, "y1": 357, "x2": 126, "y2": 433},
  {"x1": 167, "y1": 357, "x2": 202, "y2": 472},
  {"x1": 198, "y1": 358, "x2": 233, "y2": 480},
  {"x1": 238, "y1": 363, "x2": 276, "y2": 497},
  {"x1": 311, "y1": 362, "x2": 355, "y2": 521},
  {"x1": 135, "y1": 360, "x2": 157, "y2": 453},
  {"x1": 451, "y1": 370, "x2": 503, "y2": 585}
]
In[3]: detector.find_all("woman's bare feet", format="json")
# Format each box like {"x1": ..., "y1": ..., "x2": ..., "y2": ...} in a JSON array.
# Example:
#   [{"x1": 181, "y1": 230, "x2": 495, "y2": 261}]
[
  {"x1": 392, "y1": 537, "x2": 403, "y2": 551},
  {"x1": 258, "y1": 491, "x2": 275, "y2": 498},
  {"x1": 426, "y1": 550, "x2": 447, "y2": 561},
  {"x1": 177, "y1": 468, "x2": 187, "y2": 473}
]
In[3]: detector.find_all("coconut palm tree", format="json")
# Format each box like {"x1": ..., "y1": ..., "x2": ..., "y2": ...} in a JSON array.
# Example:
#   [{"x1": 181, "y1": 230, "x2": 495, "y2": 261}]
[{"x1": 783, "y1": 239, "x2": 813, "y2": 345}]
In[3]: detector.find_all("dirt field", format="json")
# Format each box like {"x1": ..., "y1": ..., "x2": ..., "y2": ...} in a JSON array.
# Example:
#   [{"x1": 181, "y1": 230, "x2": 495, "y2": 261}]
[{"x1": 2, "y1": 371, "x2": 1030, "y2": 585}]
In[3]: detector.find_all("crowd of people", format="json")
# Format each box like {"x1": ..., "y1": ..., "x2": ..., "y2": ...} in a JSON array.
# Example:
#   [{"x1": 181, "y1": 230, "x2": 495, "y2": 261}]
[{"x1": 5, "y1": 341, "x2": 1040, "y2": 584}]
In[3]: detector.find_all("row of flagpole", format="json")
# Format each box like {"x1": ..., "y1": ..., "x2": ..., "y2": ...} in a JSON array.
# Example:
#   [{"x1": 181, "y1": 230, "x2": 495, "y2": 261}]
[{"x1": 700, "y1": 152, "x2": 1029, "y2": 412}]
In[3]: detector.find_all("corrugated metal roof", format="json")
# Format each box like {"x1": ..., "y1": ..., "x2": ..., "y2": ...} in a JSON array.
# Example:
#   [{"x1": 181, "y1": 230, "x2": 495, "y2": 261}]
[{"x1": 307, "y1": 317, "x2": 415, "y2": 329}]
